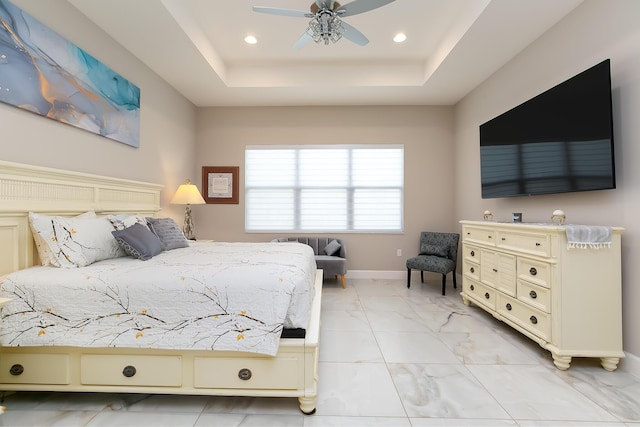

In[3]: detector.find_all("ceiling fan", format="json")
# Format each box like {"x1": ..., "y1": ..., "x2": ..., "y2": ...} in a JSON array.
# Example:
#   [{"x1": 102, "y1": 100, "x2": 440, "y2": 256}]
[{"x1": 252, "y1": 0, "x2": 396, "y2": 48}]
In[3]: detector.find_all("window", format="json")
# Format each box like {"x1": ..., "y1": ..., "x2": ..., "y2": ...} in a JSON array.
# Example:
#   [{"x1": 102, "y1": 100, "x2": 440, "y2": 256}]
[{"x1": 245, "y1": 145, "x2": 404, "y2": 232}]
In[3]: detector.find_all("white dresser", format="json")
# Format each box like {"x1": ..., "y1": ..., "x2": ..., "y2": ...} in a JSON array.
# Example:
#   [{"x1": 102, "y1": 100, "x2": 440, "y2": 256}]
[{"x1": 459, "y1": 220, "x2": 624, "y2": 371}]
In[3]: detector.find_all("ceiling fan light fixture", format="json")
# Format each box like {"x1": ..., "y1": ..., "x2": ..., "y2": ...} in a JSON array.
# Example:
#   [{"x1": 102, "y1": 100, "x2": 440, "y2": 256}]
[{"x1": 307, "y1": 12, "x2": 344, "y2": 45}]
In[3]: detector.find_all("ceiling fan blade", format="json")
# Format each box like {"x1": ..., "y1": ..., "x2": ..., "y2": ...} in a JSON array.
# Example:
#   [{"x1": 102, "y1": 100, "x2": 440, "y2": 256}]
[
  {"x1": 293, "y1": 31, "x2": 314, "y2": 50},
  {"x1": 337, "y1": 0, "x2": 395, "y2": 17},
  {"x1": 341, "y1": 21, "x2": 369, "y2": 46},
  {"x1": 252, "y1": 6, "x2": 309, "y2": 18}
]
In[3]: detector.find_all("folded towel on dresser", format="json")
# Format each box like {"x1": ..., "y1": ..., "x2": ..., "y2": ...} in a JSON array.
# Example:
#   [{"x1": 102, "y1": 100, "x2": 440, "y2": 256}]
[{"x1": 564, "y1": 225, "x2": 612, "y2": 249}]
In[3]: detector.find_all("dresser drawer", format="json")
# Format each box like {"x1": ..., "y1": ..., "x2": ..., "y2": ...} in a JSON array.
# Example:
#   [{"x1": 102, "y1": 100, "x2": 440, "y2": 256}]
[
  {"x1": 517, "y1": 279, "x2": 550, "y2": 313},
  {"x1": 463, "y1": 259, "x2": 480, "y2": 281},
  {"x1": 194, "y1": 356, "x2": 301, "y2": 390},
  {"x1": 463, "y1": 226, "x2": 496, "y2": 246},
  {"x1": 497, "y1": 294, "x2": 550, "y2": 341},
  {"x1": 497, "y1": 230, "x2": 551, "y2": 257},
  {"x1": 463, "y1": 244, "x2": 482, "y2": 264},
  {"x1": 81, "y1": 355, "x2": 182, "y2": 387},
  {"x1": 463, "y1": 279, "x2": 496, "y2": 311},
  {"x1": 517, "y1": 258, "x2": 551, "y2": 288},
  {"x1": 0, "y1": 353, "x2": 69, "y2": 385}
]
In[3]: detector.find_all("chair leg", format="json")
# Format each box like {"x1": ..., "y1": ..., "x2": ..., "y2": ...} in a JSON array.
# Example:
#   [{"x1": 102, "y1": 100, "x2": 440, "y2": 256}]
[
  {"x1": 453, "y1": 270, "x2": 457, "y2": 289},
  {"x1": 407, "y1": 269, "x2": 411, "y2": 288},
  {"x1": 441, "y1": 274, "x2": 446, "y2": 295},
  {"x1": 340, "y1": 274, "x2": 346, "y2": 289},
  {"x1": 420, "y1": 270, "x2": 424, "y2": 283}
]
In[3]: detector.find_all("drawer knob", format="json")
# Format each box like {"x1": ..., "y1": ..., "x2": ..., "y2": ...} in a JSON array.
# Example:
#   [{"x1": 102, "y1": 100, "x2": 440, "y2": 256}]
[
  {"x1": 501, "y1": 237, "x2": 506, "y2": 241},
  {"x1": 9, "y1": 364, "x2": 24, "y2": 376},
  {"x1": 470, "y1": 250, "x2": 475, "y2": 257},
  {"x1": 493, "y1": 268, "x2": 498, "y2": 273},
  {"x1": 470, "y1": 267, "x2": 475, "y2": 273},
  {"x1": 506, "y1": 303, "x2": 512, "y2": 311},
  {"x1": 488, "y1": 235, "x2": 492, "y2": 239},
  {"x1": 535, "y1": 242, "x2": 541, "y2": 247},
  {"x1": 484, "y1": 292, "x2": 490, "y2": 299},
  {"x1": 238, "y1": 368, "x2": 252, "y2": 381},
  {"x1": 470, "y1": 284, "x2": 475, "y2": 291},
  {"x1": 529, "y1": 267, "x2": 537, "y2": 276},
  {"x1": 530, "y1": 316, "x2": 538, "y2": 325},
  {"x1": 122, "y1": 365, "x2": 137, "y2": 378},
  {"x1": 529, "y1": 290, "x2": 538, "y2": 299}
]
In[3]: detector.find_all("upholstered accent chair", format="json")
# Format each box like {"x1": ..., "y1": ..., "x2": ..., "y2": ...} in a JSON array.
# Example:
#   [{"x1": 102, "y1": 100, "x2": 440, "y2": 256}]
[{"x1": 406, "y1": 232, "x2": 460, "y2": 295}]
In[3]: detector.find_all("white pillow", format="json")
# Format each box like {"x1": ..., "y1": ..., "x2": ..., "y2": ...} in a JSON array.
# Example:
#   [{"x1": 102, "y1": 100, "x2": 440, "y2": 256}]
[
  {"x1": 106, "y1": 214, "x2": 148, "y2": 231},
  {"x1": 29, "y1": 211, "x2": 96, "y2": 266},
  {"x1": 29, "y1": 212, "x2": 124, "y2": 268}
]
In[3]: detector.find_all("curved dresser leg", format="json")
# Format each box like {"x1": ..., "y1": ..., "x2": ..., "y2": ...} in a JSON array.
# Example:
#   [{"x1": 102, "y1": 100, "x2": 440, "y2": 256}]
[
  {"x1": 600, "y1": 357, "x2": 620, "y2": 371},
  {"x1": 461, "y1": 294, "x2": 471, "y2": 307},
  {"x1": 552, "y1": 353, "x2": 572, "y2": 370},
  {"x1": 299, "y1": 396, "x2": 316, "y2": 415}
]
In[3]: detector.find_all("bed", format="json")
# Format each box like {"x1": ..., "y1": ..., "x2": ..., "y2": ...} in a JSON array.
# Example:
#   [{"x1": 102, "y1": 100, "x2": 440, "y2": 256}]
[{"x1": 0, "y1": 160, "x2": 322, "y2": 414}]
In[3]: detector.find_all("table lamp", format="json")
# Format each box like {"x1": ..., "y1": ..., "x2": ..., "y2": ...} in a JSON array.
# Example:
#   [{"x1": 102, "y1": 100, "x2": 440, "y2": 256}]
[{"x1": 170, "y1": 179, "x2": 206, "y2": 240}]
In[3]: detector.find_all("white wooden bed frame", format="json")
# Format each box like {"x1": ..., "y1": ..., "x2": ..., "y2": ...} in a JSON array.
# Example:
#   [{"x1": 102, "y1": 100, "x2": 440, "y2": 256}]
[{"x1": 0, "y1": 160, "x2": 321, "y2": 414}]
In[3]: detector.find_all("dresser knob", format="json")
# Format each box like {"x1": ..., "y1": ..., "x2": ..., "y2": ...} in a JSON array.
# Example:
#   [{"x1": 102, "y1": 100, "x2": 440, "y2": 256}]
[
  {"x1": 238, "y1": 368, "x2": 252, "y2": 381},
  {"x1": 529, "y1": 267, "x2": 537, "y2": 276},
  {"x1": 501, "y1": 237, "x2": 506, "y2": 241},
  {"x1": 493, "y1": 268, "x2": 498, "y2": 273},
  {"x1": 470, "y1": 267, "x2": 475, "y2": 273},
  {"x1": 122, "y1": 365, "x2": 137, "y2": 378},
  {"x1": 529, "y1": 290, "x2": 537, "y2": 299},
  {"x1": 470, "y1": 284, "x2": 475, "y2": 291},
  {"x1": 9, "y1": 364, "x2": 24, "y2": 376},
  {"x1": 484, "y1": 292, "x2": 490, "y2": 299},
  {"x1": 530, "y1": 316, "x2": 538, "y2": 325},
  {"x1": 535, "y1": 243, "x2": 541, "y2": 247},
  {"x1": 470, "y1": 250, "x2": 475, "y2": 257},
  {"x1": 506, "y1": 303, "x2": 512, "y2": 311}
]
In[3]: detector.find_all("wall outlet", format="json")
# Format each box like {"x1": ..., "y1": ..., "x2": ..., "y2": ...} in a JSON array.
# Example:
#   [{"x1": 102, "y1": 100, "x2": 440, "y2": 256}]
[{"x1": 397, "y1": 249, "x2": 402, "y2": 257}]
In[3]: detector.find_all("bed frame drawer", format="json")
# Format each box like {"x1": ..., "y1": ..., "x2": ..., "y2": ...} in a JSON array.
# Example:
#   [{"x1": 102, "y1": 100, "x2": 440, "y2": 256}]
[
  {"x1": 194, "y1": 356, "x2": 301, "y2": 390},
  {"x1": 81, "y1": 355, "x2": 182, "y2": 387},
  {"x1": 0, "y1": 354, "x2": 69, "y2": 385}
]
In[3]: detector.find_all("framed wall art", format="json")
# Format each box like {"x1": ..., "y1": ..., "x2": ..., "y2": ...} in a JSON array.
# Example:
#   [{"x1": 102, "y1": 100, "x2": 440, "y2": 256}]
[
  {"x1": 0, "y1": 0, "x2": 140, "y2": 147},
  {"x1": 202, "y1": 166, "x2": 239, "y2": 204}
]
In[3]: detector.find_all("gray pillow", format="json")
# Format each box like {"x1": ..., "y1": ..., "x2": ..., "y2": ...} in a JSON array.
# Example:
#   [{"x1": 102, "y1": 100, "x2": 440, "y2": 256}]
[
  {"x1": 420, "y1": 243, "x2": 448, "y2": 257},
  {"x1": 146, "y1": 217, "x2": 190, "y2": 250},
  {"x1": 324, "y1": 239, "x2": 341, "y2": 256},
  {"x1": 112, "y1": 223, "x2": 164, "y2": 261}
]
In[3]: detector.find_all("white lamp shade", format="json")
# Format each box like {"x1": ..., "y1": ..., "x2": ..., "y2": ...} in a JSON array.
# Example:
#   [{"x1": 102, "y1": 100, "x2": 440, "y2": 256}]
[{"x1": 171, "y1": 179, "x2": 206, "y2": 205}]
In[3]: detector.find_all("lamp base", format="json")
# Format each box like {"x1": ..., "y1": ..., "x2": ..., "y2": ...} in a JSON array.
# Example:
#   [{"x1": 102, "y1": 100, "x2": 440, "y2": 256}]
[{"x1": 183, "y1": 205, "x2": 195, "y2": 240}]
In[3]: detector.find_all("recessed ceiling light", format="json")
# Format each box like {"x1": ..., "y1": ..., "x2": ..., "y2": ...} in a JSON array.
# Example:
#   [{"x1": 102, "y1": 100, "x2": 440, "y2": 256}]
[
  {"x1": 244, "y1": 35, "x2": 258, "y2": 45},
  {"x1": 393, "y1": 33, "x2": 407, "y2": 43}
]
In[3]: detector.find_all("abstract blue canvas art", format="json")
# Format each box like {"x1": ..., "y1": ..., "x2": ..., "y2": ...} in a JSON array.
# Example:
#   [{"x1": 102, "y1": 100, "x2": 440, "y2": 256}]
[{"x1": 0, "y1": 0, "x2": 140, "y2": 147}]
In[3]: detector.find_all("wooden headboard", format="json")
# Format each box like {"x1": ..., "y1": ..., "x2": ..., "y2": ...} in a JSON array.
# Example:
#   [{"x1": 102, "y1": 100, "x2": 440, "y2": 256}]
[{"x1": 0, "y1": 161, "x2": 163, "y2": 276}]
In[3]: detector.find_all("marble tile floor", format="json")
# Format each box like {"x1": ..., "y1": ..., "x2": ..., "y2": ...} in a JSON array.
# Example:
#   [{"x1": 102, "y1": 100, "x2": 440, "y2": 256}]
[{"x1": 1, "y1": 277, "x2": 640, "y2": 426}]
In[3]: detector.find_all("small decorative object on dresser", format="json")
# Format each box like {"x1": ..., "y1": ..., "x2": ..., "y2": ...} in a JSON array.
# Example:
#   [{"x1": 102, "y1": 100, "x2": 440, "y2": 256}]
[
  {"x1": 459, "y1": 220, "x2": 624, "y2": 371},
  {"x1": 551, "y1": 209, "x2": 566, "y2": 225},
  {"x1": 483, "y1": 210, "x2": 493, "y2": 221}
]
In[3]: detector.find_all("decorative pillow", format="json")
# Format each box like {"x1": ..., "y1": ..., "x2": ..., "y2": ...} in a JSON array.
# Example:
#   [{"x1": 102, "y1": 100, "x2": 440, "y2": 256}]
[
  {"x1": 107, "y1": 214, "x2": 148, "y2": 231},
  {"x1": 419, "y1": 243, "x2": 448, "y2": 257},
  {"x1": 323, "y1": 239, "x2": 342, "y2": 256},
  {"x1": 29, "y1": 213, "x2": 125, "y2": 268},
  {"x1": 29, "y1": 211, "x2": 98, "y2": 266},
  {"x1": 146, "y1": 217, "x2": 189, "y2": 250},
  {"x1": 112, "y1": 223, "x2": 164, "y2": 261}
]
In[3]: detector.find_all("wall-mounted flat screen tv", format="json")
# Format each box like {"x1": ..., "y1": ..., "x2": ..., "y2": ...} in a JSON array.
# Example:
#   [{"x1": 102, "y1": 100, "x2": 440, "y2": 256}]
[{"x1": 479, "y1": 59, "x2": 615, "y2": 199}]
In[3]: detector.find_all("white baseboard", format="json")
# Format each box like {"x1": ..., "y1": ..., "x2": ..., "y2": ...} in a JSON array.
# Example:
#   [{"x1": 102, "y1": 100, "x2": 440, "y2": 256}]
[{"x1": 345, "y1": 270, "x2": 640, "y2": 375}]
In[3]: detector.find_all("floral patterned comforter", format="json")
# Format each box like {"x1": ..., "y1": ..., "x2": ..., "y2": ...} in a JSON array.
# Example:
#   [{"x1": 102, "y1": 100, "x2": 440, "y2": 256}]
[{"x1": 0, "y1": 242, "x2": 316, "y2": 356}]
